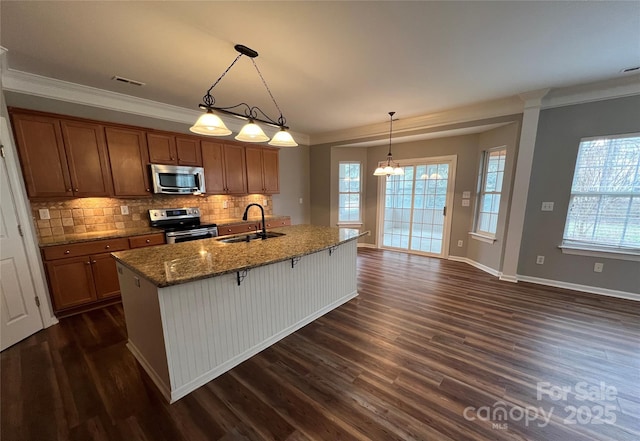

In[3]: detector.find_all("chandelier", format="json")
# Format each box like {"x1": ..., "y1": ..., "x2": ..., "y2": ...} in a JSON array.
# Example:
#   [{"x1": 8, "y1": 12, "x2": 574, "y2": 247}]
[
  {"x1": 373, "y1": 111, "x2": 404, "y2": 176},
  {"x1": 189, "y1": 44, "x2": 298, "y2": 147}
]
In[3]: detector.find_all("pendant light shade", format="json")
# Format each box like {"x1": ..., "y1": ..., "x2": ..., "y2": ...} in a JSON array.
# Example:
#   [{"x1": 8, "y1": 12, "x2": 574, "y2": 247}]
[
  {"x1": 374, "y1": 111, "x2": 404, "y2": 177},
  {"x1": 235, "y1": 120, "x2": 270, "y2": 142},
  {"x1": 268, "y1": 128, "x2": 298, "y2": 147},
  {"x1": 189, "y1": 110, "x2": 232, "y2": 136}
]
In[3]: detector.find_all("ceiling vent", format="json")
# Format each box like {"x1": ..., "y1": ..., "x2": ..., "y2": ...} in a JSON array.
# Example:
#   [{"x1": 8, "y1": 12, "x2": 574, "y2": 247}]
[
  {"x1": 620, "y1": 66, "x2": 640, "y2": 74},
  {"x1": 111, "y1": 75, "x2": 145, "y2": 86}
]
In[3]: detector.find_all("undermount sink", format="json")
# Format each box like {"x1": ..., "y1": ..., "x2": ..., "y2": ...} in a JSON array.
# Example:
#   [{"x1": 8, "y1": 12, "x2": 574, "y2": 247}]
[{"x1": 216, "y1": 231, "x2": 286, "y2": 244}]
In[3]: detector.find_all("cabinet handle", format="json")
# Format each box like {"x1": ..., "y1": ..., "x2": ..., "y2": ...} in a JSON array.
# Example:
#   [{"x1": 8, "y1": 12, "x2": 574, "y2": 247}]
[
  {"x1": 91, "y1": 260, "x2": 97, "y2": 264},
  {"x1": 146, "y1": 188, "x2": 150, "y2": 192},
  {"x1": 75, "y1": 188, "x2": 79, "y2": 192},
  {"x1": 145, "y1": 239, "x2": 150, "y2": 243},
  {"x1": 64, "y1": 250, "x2": 70, "y2": 254},
  {"x1": 67, "y1": 188, "x2": 72, "y2": 192},
  {"x1": 227, "y1": 228, "x2": 232, "y2": 232},
  {"x1": 86, "y1": 261, "x2": 91, "y2": 265},
  {"x1": 105, "y1": 245, "x2": 110, "y2": 249}
]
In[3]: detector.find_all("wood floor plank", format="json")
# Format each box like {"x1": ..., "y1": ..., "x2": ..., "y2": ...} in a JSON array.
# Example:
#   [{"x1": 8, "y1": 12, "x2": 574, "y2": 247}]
[{"x1": 2, "y1": 248, "x2": 638, "y2": 441}]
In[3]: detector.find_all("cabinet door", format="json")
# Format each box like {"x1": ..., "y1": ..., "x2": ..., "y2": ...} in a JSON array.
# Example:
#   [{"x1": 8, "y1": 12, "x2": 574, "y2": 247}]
[
  {"x1": 176, "y1": 137, "x2": 202, "y2": 166},
  {"x1": 223, "y1": 144, "x2": 247, "y2": 194},
  {"x1": 201, "y1": 141, "x2": 226, "y2": 194},
  {"x1": 262, "y1": 147, "x2": 280, "y2": 194},
  {"x1": 91, "y1": 253, "x2": 121, "y2": 299},
  {"x1": 245, "y1": 146, "x2": 265, "y2": 193},
  {"x1": 10, "y1": 113, "x2": 72, "y2": 198},
  {"x1": 46, "y1": 257, "x2": 96, "y2": 311},
  {"x1": 147, "y1": 132, "x2": 177, "y2": 164},
  {"x1": 105, "y1": 127, "x2": 151, "y2": 197},
  {"x1": 60, "y1": 120, "x2": 112, "y2": 197}
]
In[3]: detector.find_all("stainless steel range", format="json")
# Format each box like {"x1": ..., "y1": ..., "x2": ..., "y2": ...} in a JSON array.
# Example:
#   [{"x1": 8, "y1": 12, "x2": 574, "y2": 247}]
[{"x1": 149, "y1": 207, "x2": 218, "y2": 244}]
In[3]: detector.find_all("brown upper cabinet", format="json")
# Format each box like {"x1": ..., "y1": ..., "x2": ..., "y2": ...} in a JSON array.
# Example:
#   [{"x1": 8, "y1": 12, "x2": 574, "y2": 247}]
[
  {"x1": 105, "y1": 127, "x2": 152, "y2": 197},
  {"x1": 147, "y1": 132, "x2": 202, "y2": 166},
  {"x1": 10, "y1": 112, "x2": 112, "y2": 198},
  {"x1": 201, "y1": 141, "x2": 248, "y2": 195},
  {"x1": 245, "y1": 146, "x2": 280, "y2": 194}
]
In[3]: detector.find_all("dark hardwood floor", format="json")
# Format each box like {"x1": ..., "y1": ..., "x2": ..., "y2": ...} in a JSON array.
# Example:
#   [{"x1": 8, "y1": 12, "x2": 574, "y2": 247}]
[{"x1": 2, "y1": 248, "x2": 639, "y2": 441}]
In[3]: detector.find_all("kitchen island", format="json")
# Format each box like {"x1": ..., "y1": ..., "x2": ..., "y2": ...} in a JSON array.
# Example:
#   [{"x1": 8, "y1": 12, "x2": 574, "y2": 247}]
[{"x1": 112, "y1": 225, "x2": 365, "y2": 403}]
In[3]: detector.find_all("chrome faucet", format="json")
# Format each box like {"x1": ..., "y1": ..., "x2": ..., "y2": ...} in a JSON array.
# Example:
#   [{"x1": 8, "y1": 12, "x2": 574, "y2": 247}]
[{"x1": 242, "y1": 203, "x2": 267, "y2": 239}]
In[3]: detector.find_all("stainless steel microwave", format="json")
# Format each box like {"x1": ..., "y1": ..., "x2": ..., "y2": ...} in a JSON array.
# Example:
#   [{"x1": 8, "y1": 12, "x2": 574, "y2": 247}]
[{"x1": 150, "y1": 164, "x2": 205, "y2": 195}]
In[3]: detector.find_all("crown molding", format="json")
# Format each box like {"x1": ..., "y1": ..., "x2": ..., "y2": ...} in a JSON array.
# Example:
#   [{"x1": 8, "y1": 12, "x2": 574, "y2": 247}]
[
  {"x1": 310, "y1": 96, "x2": 525, "y2": 146},
  {"x1": 541, "y1": 74, "x2": 640, "y2": 110},
  {"x1": 1, "y1": 69, "x2": 311, "y2": 145}
]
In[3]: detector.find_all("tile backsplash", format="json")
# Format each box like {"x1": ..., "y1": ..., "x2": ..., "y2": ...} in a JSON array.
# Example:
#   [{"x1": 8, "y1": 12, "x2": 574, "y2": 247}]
[{"x1": 30, "y1": 194, "x2": 273, "y2": 239}]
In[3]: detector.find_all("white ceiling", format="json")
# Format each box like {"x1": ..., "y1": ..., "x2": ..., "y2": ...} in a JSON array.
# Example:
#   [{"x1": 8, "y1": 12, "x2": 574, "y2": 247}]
[{"x1": 1, "y1": 1, "x2": 639, "y2": 141}]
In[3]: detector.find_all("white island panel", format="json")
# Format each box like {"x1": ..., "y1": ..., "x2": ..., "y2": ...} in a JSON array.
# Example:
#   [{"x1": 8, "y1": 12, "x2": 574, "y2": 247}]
[{"x1": 118, "y1": 239, "x2": 358, "y2": 403}]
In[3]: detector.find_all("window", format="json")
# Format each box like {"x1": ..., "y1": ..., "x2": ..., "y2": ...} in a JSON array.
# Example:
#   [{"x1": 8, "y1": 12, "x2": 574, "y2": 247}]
[
  {"x1": 338, "y1": 162, "x2": 361, "y2": 223},
  {"x1": 474, "y1": 147, "x2": 506, "y2": 237},
  {"x1": 562, "y1": 133, "x2": 640, "y2": 252}
]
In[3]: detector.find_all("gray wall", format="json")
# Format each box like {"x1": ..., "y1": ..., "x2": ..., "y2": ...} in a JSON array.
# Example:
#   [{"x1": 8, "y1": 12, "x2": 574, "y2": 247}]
[
  {"x1": 310, "y1": 145, "x2": 331, "y2": 226},
  {"x1": 467, "y1": 122, "x2": 521, "y2": 271},
  {"x1": 519, "y1": 95, "x2": 640, "y2": 293},
  {"x1": 5, "y1": 91, "x2": 311, "y2": 225}
]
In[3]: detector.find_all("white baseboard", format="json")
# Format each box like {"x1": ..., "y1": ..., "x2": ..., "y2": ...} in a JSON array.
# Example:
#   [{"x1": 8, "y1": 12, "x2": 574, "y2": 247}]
[
  {"x1": 517, "y1": 275, "x2": 640, "y2": 302},
  {"x1": 448, "y1": 256, "x2": 502, "y2": 278},
  {"x1": 126, "y1": 341, "x2": 172, "y2": 403},
  {"x1": 447, "y1": 256, "x2": 638, "y2": 301},
  {"x1": 357, "y1": 243, "x2": 377, "y2": 249}
]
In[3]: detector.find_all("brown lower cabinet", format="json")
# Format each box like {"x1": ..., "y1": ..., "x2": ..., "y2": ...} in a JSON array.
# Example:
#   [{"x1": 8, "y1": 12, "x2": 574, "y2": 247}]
[{"x1": 42, "y1": 233, "x2": 165, "y2": 316}]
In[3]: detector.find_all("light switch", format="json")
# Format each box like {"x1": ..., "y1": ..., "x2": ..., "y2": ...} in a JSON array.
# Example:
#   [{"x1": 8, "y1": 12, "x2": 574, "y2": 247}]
[
  {"x1": 39, "y1": 208, "x2": 51, "y2": 220},
  {"x1": 462, "y1": 199, "x2": 470, "y2": 207},
  {"x1": 541, "y1": 202, "x2": 554, "y2": 211},
  {"x1": 536, "y1": 255, "x2": 545, "y2": 265},
  {"x1": 223, "y1": 200, "x2": 228, "y2": 209},
  {"x1": 120, "y1": 205, "x2": 129, "y2": 215},
  {"x1": 263, "y1": 199, "x2": 268, "y2": 206}
]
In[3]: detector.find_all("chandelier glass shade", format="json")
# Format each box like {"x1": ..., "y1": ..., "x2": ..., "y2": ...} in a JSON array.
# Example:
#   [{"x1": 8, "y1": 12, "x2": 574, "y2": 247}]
[
  {"x1": 189, "y1": 44, "x2": 298, "y2": 147},
  {"x1": 373, "y1": 111, "x2": 404, "y2": 176}
]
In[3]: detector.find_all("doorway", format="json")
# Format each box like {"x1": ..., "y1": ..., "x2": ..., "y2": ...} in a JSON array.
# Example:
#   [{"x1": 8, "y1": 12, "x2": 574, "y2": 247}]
[{"x1": 377, "y1": 156, "x2": 456, "y2": 257}]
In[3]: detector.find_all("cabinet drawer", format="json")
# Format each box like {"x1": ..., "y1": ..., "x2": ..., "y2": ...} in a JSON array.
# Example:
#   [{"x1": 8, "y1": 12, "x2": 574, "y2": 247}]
[
  {"x1": 218, "y1": 223, "x2": 260, "y2": 236},
  {"x1": 129, "y1": 233, "x2": 165, "y2": 249},
  {"x1": 265, "y1": 218, "x2": 291, "y2": 228},
  {"x1": 42, "y1": 237, "x2": 129, "y2": 261}
]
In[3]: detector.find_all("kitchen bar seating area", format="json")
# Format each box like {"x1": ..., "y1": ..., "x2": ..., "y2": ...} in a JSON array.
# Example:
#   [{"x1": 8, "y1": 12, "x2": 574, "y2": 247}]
[{"x1": 2, "y1": 249, "x2": 639, "y2": 441}]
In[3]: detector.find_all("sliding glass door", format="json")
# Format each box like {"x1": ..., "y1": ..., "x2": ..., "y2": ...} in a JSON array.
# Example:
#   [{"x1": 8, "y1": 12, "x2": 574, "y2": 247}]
[{"x1": 379, "y1": 157, "x2": 455, "y2": 257}]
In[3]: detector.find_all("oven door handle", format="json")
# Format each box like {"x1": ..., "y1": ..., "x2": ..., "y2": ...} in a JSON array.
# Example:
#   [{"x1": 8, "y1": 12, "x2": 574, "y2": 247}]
[{"x1": 166, "y1": 228, "x2": 218, "y2": 238}]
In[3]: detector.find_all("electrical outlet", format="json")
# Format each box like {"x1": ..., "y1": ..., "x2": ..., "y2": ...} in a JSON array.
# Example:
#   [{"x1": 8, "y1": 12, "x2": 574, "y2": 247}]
[
  {"x1": 223, "y1": 200, "x2": 228, "y2": 209},
  {"x1": 263, "y1": 199, "x2": 268, "y2": 206},
  {"x1": 536, "y1": 255, "x2": 545, "y2": 265},
  {"x1": 120, "y1": 205, "x2": 129, "y2": 215},
  {"x1": 594, "y1": 262, "x2": 604, "y2": 273},
  {"x1": 38, "y1": 208, "x2": 51, "y2": 220},
  {"x1": 462, "y1": 191, "x2": 471, "y2": 199},
  {"x1": 457, "y1": 240, "x2": 463, "y2": 247},
  {"x1": 462, "y1": 199, "x2": 470, "y2": 207},
  {"x1": 541, "y1": 202, "x2": 554, "y2": 211},
  {"x1": 299, "y1": 198, "x2": 304, "y2": 204}
]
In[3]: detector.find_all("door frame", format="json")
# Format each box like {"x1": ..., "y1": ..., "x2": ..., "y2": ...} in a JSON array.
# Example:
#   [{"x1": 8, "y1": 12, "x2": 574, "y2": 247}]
[
  {"x1": 1, "y1": 116, "x2": 58, "y2": 329},
  {"x1": 375, "y1": 154, "x2": 457, "y2": 258}
]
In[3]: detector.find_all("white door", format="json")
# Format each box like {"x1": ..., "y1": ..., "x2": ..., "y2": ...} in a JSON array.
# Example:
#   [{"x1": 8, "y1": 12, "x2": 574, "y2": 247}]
[
  {"x1": 0, "y1": 141, "x2": 43, "y2": 350},
  {"x1": 379, "y1": 156, "x2": 456, "y2": 258}
]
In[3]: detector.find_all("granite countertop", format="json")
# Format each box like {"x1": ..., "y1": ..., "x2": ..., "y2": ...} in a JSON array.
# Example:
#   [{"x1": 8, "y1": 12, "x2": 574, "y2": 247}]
[
  {"x1": 38, "y1": 215, "x2": 291, "y2": 247},
  {"x1": 39, "y1": 227, "x2": 160, "y2": 246},
  {"x1": 112, "y1": 225, "x2": 366, "y2": 288}
]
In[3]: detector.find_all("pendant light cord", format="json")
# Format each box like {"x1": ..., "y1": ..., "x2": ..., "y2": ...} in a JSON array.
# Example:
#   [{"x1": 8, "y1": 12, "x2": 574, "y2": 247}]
[{"x1": 252, "y1": 59, "x2": 286, "y2": 126}]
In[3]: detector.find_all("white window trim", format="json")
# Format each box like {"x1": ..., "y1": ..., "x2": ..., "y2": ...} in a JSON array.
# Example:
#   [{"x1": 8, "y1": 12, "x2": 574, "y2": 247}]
[
  {"x1": 338, "y1": 161, "x2": 362, "y2": 224},
  {"x1": 559, "y1": 244, "x2": 640, "y2": 262},
  {"x1": 473, "y1": 146, "x2": 507, "y2": 236},
  {"x1": 468, "y1": 232, "x2": 497, "y2": 244}
]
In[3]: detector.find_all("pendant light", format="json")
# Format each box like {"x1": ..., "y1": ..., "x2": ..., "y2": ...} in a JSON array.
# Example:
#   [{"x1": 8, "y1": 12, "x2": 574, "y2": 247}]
[
  {"x1": 373, "y1": 112, "x2": 404, "y2": 176},
  {"x1": 189, "y1": 44, "x2": 298, "y2": 147}
]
